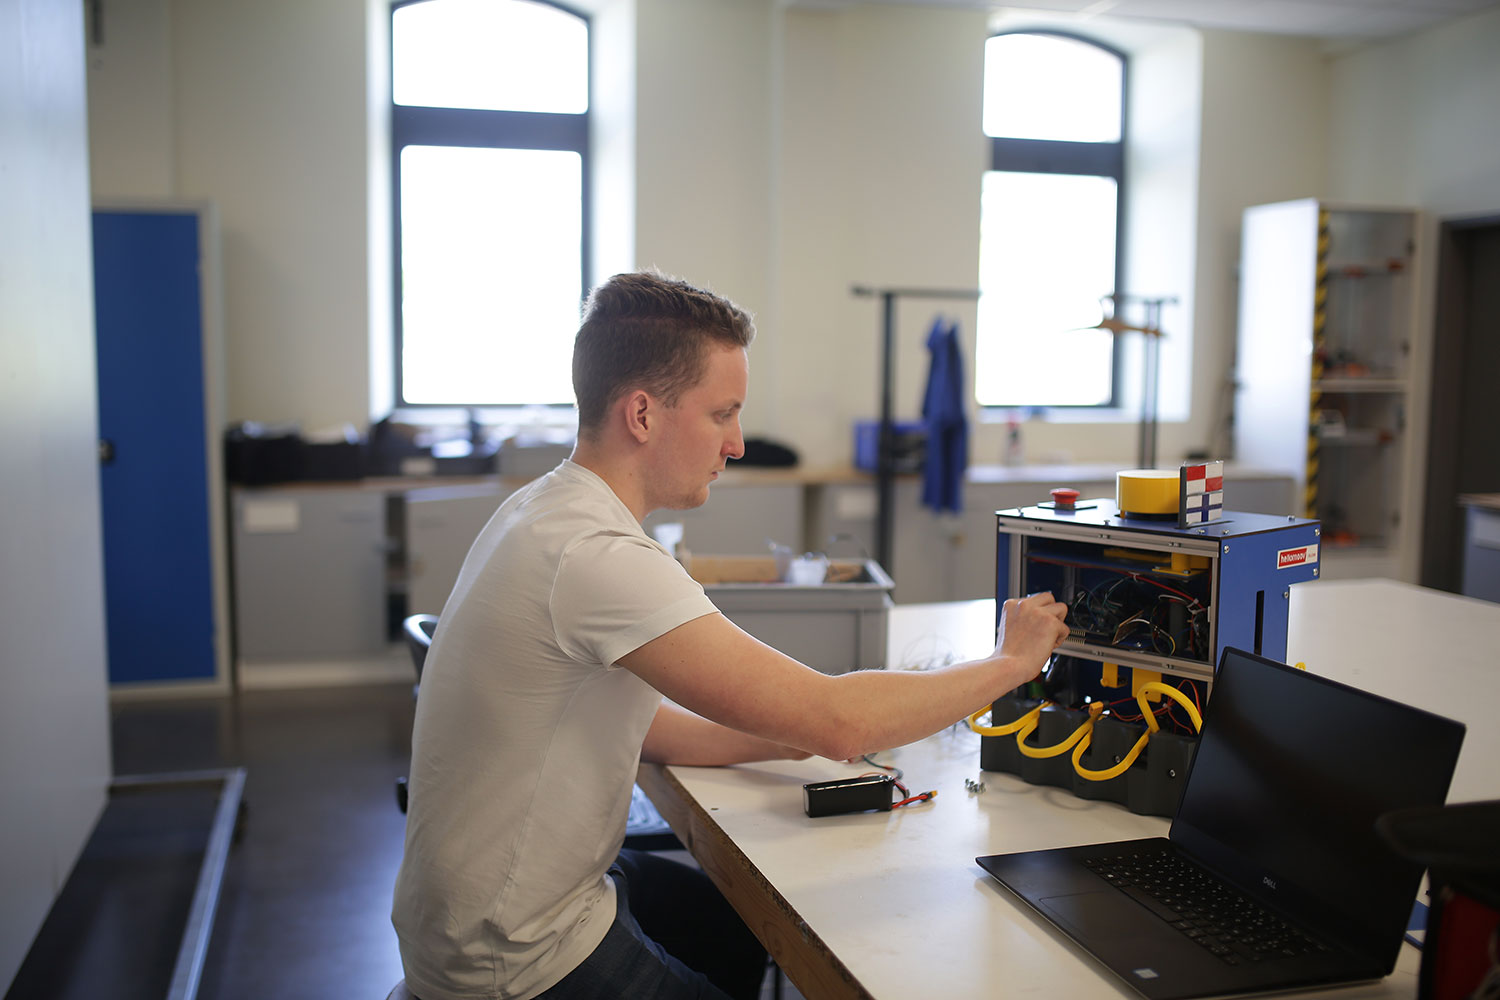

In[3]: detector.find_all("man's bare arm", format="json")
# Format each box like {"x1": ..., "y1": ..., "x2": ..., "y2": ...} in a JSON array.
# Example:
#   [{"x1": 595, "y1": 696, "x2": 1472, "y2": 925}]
[
  {"x1": 640, "y1": 700, "x2": 811, "y2": 766},
  {"x1": 619, "y1": 594, "x2": 1069, "y2": 762}
]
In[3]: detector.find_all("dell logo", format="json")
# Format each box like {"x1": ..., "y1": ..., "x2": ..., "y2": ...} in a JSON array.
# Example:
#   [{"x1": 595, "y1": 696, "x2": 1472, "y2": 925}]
[{"x1": 1262, "y1": 876, "x2": 1278, "y2": 890}]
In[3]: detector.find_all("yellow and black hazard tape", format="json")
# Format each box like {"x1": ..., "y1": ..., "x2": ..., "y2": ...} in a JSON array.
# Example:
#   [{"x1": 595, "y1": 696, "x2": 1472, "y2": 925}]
[{"x1": 1306, "y1": 209, "x2": 1330, "y2": 518}]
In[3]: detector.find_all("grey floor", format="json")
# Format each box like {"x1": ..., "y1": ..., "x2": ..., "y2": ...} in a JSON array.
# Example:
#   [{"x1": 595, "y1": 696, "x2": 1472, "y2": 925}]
[
  {"x1": 112, "y1": 683, "x2": 415, "y2": 999},
  {"x1": 104, "y1": 682, "x2": 801, "y2": 1000}
]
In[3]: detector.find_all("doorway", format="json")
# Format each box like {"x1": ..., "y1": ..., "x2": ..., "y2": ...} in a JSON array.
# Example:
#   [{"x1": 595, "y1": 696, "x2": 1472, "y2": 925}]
[{"x1": 1420, "y1": 214, "x2": 1500, "y2": 593}]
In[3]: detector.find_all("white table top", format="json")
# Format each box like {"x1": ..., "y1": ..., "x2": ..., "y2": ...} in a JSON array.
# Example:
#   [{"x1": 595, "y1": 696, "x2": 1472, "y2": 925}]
[
  {"x1": 661, "y1": 580, "x2": 1500, "y2": 999},
  {"x1": 1287, "y1": 578, "x2": 1500, "y2": 805}
]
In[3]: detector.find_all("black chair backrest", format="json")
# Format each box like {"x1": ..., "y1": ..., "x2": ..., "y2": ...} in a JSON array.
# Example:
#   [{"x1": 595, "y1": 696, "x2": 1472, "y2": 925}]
[{"x1": 403, "y1": 614, "x2": 438, "y2": 682}]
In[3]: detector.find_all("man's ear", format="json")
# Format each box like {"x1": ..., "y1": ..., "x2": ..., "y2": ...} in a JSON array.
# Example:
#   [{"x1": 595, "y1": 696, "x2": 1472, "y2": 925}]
[{"x1": 622, "y1": 389, "x2": 653, "y2": 444}]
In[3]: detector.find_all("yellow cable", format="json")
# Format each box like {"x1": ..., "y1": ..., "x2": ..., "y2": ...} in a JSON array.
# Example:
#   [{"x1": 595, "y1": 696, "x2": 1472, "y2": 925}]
[
  {"x1": 967, "y1": 700, "x2": 1047, "y2": 737},
  {"x1": 1073, "y1": 729, "x2": 1149, "y2": 782},
  {"x1": 1016, "y1": 701, "x2": 1103, "y2": 759},
  {"x1": 969, "y1": 682, "x2": 1204, "y2": 780},
  {"x1": 1072, "y1": 681, "x2": 1203, "y2": 782},
  {"x1": 1135, "y1": 682, "x2": 1203, "y2": 733}
]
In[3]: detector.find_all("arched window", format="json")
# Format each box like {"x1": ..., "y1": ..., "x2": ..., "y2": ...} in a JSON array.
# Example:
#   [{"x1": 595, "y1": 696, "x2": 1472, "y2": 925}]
[
  {"x1": 391, "y1": 0, "x2": 590, "y2": 407},
  {"x1": 975, "y1": 31, "x2": 1126, "y2": 409}
]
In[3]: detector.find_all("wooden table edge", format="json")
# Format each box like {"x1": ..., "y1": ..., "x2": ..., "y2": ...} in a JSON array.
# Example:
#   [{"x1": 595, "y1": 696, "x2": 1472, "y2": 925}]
[{"x1": 637, "y1": 763, "x2": 874, "y2": 1000}]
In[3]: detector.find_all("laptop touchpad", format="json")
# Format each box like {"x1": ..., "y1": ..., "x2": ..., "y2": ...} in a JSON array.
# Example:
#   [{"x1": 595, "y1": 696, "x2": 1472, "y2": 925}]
[{"x1": 1041, "y1": 890, "x2": 1167, "y2": 943}]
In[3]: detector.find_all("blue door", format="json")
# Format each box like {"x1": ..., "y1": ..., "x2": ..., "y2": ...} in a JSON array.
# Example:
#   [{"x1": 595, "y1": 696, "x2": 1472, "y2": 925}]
[{"x1": 93, "y1": 209, "x2": 217, "y2": 684}]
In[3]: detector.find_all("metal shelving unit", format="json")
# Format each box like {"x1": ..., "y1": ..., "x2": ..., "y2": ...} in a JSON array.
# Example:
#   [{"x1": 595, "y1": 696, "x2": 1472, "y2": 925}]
[{"x1": 1233, "y1": 199, "x2": 1418, "y2": 578}]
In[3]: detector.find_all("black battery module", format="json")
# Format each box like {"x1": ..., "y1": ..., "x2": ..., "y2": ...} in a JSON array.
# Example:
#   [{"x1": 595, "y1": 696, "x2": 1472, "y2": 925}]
[{"x1": 803, "y1": 774, "x2": 895, "y2": 817}]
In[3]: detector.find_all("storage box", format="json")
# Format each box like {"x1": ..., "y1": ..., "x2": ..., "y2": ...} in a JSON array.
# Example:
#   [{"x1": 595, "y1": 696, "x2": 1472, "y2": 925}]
[
  {"x1": 688, "y1": 556, "x2": 893, "y2": 674},
  {"x1": 853, "y1": 419, "x2": 925, "y2": 474}
]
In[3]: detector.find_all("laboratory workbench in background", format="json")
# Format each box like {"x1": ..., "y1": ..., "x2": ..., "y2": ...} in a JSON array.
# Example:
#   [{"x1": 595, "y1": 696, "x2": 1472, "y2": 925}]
[
  {"x1": 638, "y1": 581, "x2": 1500, "y2": 1000},
  {"x1": 226, "y1": 464, "x2": 1295, "y2": 689}
]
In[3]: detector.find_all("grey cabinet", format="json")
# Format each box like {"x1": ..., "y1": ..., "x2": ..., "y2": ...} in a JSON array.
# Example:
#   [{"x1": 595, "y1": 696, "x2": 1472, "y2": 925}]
[
  {"x1": 1235, "y1": 199, "x2": 1419, "y2": 580},
  {"x1": 1461, "y1": 497, "x2": 1500, "y2": 603},
  {"x1": 231, "y1": 488, "x2": 389, "y2": 668},
  {"x1": 404, "y1": 483, "x2": 514, "y2": 617}
]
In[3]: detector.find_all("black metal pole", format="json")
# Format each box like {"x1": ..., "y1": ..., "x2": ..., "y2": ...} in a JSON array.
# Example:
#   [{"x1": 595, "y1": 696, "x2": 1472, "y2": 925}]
[
  {"x1": 877, "y1": 291, "x2": 896, "y2": 574},
  {"x1": 851, "y1": 285, "x2": 981, "y2": 578}
]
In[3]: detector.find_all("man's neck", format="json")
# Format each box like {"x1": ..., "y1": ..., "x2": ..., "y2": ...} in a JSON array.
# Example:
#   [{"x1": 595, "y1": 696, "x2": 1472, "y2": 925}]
[{"x1": 569, "y1": 439, "x2": 650, "y2": 524}]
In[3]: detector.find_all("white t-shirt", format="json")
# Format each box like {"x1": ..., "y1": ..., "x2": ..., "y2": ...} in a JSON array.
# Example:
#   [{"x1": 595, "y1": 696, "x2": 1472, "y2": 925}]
[{"x1": 392, "y1": 460, "x2": 718, "y2": 1000}]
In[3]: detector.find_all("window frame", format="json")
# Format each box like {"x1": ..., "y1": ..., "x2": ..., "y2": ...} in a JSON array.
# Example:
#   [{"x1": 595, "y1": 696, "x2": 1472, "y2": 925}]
[
  {"x1": 981, "y1": 29, "x2": 1129, "y2": 411},
  {"x1": 389, "y1": 0, "x2": 593, "y2": 410}
]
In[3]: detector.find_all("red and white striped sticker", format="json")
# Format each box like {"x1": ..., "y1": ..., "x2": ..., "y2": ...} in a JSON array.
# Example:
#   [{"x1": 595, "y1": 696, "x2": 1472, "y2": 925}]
[{"x1": 1277, "y1": 544, "x2": 1319, "y2": 569}]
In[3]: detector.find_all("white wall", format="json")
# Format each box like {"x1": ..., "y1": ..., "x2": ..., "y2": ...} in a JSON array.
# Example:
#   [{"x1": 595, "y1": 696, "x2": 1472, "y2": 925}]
[
  {"x1": 1324, "y1": 4, "x2": 1500, "y2": 581},
  {"x1": 90, "y1": 0, "x2": 377, "y2": 432},
  {"x1": 1190, "y1": 29, "x2": 1330, "y2": 460},
  {"x1": 0, "y1": 0, "x2": 113, "y2": 989},
  {"x1": 83, "y1": 0, "x2": 1496, "y2": 481},
  {"x1": 775, "y1": 4, "x2": 988, "y2": 465},
  {"x1": 632, "y1": 0, "x2": 779, "y2": 425}
]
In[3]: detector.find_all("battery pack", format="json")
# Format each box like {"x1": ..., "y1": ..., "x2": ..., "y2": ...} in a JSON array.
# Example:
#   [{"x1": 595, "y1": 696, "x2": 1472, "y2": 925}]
[{"x1": 803, "y1": 774, "x2": 894, "y2": 817}]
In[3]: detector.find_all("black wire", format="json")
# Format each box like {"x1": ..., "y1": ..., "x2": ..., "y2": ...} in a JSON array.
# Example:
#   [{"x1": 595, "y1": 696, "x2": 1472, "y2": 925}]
[{"x1": 860, "y1": 754, "x2": 903, "y2": 782}]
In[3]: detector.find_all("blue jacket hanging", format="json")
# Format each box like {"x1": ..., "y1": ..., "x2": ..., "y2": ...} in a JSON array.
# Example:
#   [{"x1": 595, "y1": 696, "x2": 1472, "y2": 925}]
[{"x1": 921, "y1": 316, "x2": 968, "y2": 514}]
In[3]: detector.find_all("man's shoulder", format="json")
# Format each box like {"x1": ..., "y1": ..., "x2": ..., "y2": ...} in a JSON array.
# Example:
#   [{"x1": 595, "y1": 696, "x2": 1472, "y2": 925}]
[{"x1": 514, "y1": 465, "x2": 638, "y2": 537}]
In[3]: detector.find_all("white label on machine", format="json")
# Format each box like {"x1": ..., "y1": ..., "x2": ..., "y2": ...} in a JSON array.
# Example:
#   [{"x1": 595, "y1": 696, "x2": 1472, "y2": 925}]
[
  {"x1": 243, "y1": 498, "x2": 300, "y2": 533},
  {"x1": 1276, "y1": 543, "x2": 1319, "y2": 569}
]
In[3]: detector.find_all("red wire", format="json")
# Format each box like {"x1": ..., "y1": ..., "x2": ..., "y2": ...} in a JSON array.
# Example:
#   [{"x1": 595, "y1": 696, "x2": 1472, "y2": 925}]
[
  {"x1": 1128, "y1": 571, "x2": 1200, "y2": 606},
  {"x1": 893, "y1": 792, "x2": 936, "y2": 809}
]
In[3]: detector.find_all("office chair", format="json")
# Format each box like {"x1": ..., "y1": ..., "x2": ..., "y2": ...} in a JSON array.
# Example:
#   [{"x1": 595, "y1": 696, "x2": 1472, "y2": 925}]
[{"x1": 393, "y1": 614, "x2": 680, "y2": 850}]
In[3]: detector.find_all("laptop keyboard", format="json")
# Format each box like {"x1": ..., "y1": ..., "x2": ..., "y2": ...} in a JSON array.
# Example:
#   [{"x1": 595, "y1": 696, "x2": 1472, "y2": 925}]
[{"x1": 1083, "y1": 850, "x2": 1331, "y2": 965}]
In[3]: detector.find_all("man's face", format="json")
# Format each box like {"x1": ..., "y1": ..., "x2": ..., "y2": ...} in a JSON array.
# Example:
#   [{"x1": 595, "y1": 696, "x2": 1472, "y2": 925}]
[{"x1": 647, "y1": 344, "x2": 748, "y2": 511}]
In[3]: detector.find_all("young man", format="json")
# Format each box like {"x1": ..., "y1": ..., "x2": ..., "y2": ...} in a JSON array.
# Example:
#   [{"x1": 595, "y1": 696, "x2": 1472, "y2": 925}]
[{"x1": 392, "y1": 272, "x2": 1069, "y2": 1000}]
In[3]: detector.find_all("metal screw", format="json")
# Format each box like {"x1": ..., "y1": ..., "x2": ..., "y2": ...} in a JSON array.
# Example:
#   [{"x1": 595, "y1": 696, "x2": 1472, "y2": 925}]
[
  {"x1": 1314, "y1": 527, "x2": 1321, "y2": 537},
  {"x1": 1313, "y1": 568, "x2": 1320, "y2": 577},
  {"x1": 1283, "y1": 590, "x2": 1290, "y2": 600},
  {"x1": 1168, "y1": 768, "x2": 1178, "y2": 779},
  {"x1": 1223, "y1": 545, "x2": 1230, "y2": 554}
]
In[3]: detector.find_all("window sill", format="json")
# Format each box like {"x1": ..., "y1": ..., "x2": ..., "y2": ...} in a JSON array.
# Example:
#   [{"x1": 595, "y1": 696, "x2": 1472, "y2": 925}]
[{"x1": 977, "y1": 406, "x2": 1141, "y2": 426}]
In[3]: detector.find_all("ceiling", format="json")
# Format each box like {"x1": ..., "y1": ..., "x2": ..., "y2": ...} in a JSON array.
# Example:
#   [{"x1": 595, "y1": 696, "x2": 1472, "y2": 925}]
[{"x1": 821, "y1": 0, "x2": 1500, "y2": 40}]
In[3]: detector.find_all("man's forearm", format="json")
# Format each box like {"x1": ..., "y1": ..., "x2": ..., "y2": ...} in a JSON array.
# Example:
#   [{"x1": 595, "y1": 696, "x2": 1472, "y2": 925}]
[{"x1": 641, "y1": 700, "x2": 809, "y2": 766}]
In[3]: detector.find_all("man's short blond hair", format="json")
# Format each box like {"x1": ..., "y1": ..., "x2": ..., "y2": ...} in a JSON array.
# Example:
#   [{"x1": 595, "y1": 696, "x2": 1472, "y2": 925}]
[{"x1": 572, "y1": 271, "x2": 755, "y2": 436}]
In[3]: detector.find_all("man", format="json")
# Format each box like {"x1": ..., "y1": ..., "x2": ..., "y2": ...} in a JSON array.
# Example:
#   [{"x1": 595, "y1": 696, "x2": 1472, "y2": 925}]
[{"x1": 392, "y1": 272, "x2": 1069, "y2": 1000}]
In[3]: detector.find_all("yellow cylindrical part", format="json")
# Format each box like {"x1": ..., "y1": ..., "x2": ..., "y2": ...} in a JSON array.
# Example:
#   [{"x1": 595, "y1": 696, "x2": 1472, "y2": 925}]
[{"x1": 1116, "y1": 469, "x2": 1179, "y2": 517}]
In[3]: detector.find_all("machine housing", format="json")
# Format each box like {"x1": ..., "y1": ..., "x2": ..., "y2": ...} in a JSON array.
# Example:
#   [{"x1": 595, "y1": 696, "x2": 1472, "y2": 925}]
[{"x1": 980, "y1": 497, "x2": 1321, "y2": 815}]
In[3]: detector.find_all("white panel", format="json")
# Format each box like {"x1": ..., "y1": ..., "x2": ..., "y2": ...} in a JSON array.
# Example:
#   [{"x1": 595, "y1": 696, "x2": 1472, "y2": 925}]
[
  {"x1": 1233, "y1": 199, "x2": 1320, "y2": 481},
  {"x1": 0, "y1": 0, "x2": 112, "y2": 989}
]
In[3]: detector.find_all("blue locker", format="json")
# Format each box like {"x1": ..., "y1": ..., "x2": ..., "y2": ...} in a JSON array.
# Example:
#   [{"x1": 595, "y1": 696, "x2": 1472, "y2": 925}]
[{"x1": 93, "y1": 207, "x2": 222, "y2": 685}]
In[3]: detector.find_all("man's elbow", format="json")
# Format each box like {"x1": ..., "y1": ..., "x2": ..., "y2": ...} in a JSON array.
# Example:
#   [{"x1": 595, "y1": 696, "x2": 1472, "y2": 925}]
[{"x1": 802, "y1": 723, "x2": 876, "y2": 763}]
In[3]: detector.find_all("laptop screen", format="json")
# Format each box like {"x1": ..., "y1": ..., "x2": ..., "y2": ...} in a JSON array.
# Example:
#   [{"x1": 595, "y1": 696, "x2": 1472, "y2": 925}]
[{"x1": 1169, "y1": 647, "x2": 1465, "y2": 958}]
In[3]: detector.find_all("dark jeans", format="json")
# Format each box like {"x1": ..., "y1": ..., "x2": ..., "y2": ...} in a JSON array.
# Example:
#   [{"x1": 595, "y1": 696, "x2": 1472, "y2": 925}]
[{"x1": 535, "y1": 848, "x2": 768, "y2": 1000}]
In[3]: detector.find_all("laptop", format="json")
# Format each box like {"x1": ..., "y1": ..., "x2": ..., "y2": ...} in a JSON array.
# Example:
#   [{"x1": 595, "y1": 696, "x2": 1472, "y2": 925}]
[{"x1": 976, "y1": 646, "x2": 1466, "y2": 1000}]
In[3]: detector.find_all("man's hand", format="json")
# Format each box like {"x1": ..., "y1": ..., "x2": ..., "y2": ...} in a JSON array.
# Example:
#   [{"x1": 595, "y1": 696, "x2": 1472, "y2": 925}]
[{"x1": 992, "y1": 592, "x2": 1070, "y2": 687}]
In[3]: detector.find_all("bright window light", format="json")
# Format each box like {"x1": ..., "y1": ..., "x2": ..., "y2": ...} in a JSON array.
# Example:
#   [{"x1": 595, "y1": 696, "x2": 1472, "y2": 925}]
[
  {"x1": 400, "y1": 146, "x2": 582, "y2": 405},
  {"x1": 984, "y1": 33, "x2": 1122, "y2": 143},
  {"x1": 394, "y1": 0, "x2": 588, "y2": 113},
  {"x1": 975, "y1": 171, "x2": 1118, "y2": 407}
]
